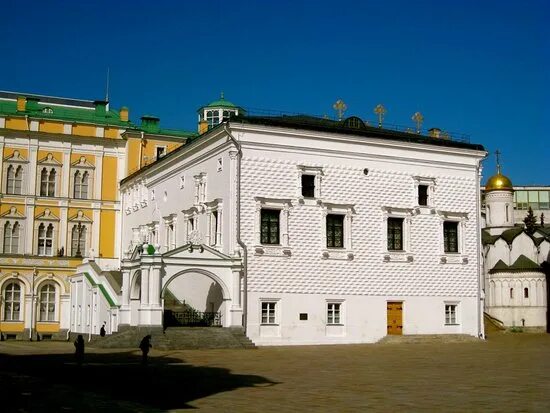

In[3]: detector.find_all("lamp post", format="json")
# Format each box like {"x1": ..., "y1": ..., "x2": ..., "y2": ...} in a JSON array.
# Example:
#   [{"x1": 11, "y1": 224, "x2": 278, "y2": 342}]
[{"x1": 75, "y1": 222, "x2": 83, "y2": 258}]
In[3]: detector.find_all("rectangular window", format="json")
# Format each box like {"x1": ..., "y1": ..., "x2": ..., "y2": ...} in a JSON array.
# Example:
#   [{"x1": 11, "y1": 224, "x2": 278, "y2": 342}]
[
  {"x1": 528, "y1": 191, "x2": 539, "y2": 210},
  {"x1": 156, "y1": 146, "x2": 166, "y2": 160},
  {"x1": 261, "y1": 209, "x2": 280, "y2": 245},
  {"x1": 387, "y1": 218, "x2": 403, "y2": 251},
  {"x1": 443, "y1": 221, "x2": 459, "y2": 253},
  {"x1": 539, "y1": 191, "x2": 549, "y2": 210},
  {"x1": 326, "y1": 214, "x2": 344, "y2": 248},
  {"x1": 327, "y1": 303, "x2": 341, "y2": 324},
  {"x1": 261, "y1": 302, "x2": 276, "y2": 324},
  {"x1": 515, "y1": 191, "x2": 528, "y2": 210},
  {"x1": 301, "y1": 174, "x2": 315, "y2": 198},
  {"x1": 418, "y1": 185, "x2": 428, "y2": 206},
  {"x1": 445, "y1": 304, "x2": 458, "y2": 325}
]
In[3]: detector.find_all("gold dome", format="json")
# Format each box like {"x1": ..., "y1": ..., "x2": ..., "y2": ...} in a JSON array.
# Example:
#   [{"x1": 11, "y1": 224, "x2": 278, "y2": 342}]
[{"x1": 485, "y1": 173, "x2": 513, "y2": 192}]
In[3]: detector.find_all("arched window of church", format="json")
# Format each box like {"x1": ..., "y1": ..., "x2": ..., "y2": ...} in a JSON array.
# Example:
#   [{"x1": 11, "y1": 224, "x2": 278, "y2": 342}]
[
  {"x1": 524, "y1": 287, "x2": 529, "y2": 299},
  {"x1": 509, "y1": 288, "x2": 514, "y2": 299},
  {"x1": 505, "y1": 204, "x2": 509, "y2": 222}
]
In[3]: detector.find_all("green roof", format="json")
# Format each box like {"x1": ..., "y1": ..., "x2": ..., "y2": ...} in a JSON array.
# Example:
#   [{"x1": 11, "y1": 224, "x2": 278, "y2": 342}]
[
  {"x1": 0, "y1": 97, "x2": 133, "y2": 128},
  {"x1": 481, "y1": 230, "x2": 500, "y2": 245},
  {"x1": 489, "y1": 255, "x2": 543, "y2": 274},
  {"x1": 0, "y1": 92, "x2": 196, "y2": 139}
]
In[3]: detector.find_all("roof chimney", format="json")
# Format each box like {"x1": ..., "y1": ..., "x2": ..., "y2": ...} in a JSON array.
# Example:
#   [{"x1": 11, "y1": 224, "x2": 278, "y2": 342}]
[
  {"x1": 16, "y1": 96, "x2": 26, "y2": 112},
  {"x1": 428, "y1": 127, "x2": 441, "y2": 138},
  {"x1": 120, "y1": 107, "x2": 129, "y2": 122},
  {"x1": 198, "y1": 119, "x2": 208, "y2": 134}
]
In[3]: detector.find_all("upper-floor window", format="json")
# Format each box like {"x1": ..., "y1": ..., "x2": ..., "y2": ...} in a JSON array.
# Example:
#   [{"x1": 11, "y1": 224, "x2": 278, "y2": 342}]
[
  {"x1": 6, "y1": 165, "x2": 23, "y2": 195},
  {"x1": 73, "y1": 171, "x2": 89, "y2": 199},
  {"x1": 327, "y1": 302, "x2": 342, "y2": 325},
  {"x1": 222, "y1": 110, "x2": 235, "y2": 121},
  {"x1": 40, "y1": 168, "x2": 56, "y2": 197},
  {"x1": 3, "y1": 221, "x2": 20, "y2": 254},
  {"x1": 3, "y1": 282, "x2": 21, "y2": 321},
  {"x1": 326, "y1": 214, "x2": 344, "y2": 248},
  {"x1": 443, "y1": 221, "x2": 459, "y2": 253},
  {"x1": 261, "y1": 209, "x2": 280, "y2": 245},
  {"x1": 301, "y1": 175, "x2": 315, "y2": 198},
  {"x1": 206, "y1": 110, "x2": 219, "y2": 128},
  {"x1": 38, "y1": 223, "x2": 54, "y2": 256},
  {"x1": 418, "y1": 185, "x2": 428, "y2": 206},
  {"x1": 387, "y1": 217, "x2": 404, "y2": 251},
  {"x1": 71, "y1": 224, "x2": 87, "y2": 257}
]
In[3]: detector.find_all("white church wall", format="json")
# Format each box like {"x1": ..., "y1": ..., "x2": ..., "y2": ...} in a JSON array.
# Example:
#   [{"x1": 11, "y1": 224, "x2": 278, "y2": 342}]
[
  {"x1": 538, "y1": 241, "x2": 550, "y2": 263},
  {"x1": 485, "y1": 238, "x2": 510, "y2": 269},
  {"x1": 510, "y1": 233, "x2": 538, "y2": 263}
]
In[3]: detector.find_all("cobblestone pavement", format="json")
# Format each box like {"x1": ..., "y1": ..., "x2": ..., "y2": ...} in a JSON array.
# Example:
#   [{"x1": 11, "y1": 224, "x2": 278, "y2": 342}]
[{"x1": 0, "y1": 333, "x2": 549, "y2": 412}]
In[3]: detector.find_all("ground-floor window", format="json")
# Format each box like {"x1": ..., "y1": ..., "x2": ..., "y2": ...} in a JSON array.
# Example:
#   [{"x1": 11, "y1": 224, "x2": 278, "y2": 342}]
[
  {"x1": 3, "y1": 282, "x2": 21, "y2": 321},
  {"x1": 445, "y1": 304, "x2": 458, "y2": 325},
  {"x1": 261, "y1": 301, "x2": 277, "y2": 324},
  {"x1": 327, "y1": 302, "x2": 341, "y2": 324},
  {"x1": 39, "y1": 283, "x2": 56, "y2": 321}
]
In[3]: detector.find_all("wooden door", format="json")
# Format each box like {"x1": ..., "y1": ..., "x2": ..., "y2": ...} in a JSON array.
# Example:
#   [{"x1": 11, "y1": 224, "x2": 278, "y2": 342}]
[{"x1": 387, "y1": 301, "x2": 403, "y2": 335}]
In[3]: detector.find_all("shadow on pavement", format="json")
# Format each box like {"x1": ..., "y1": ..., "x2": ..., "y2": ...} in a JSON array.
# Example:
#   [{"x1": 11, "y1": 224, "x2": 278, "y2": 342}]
[{"x1": 0, "y1": 350, "x2": 277, "y2": 412}]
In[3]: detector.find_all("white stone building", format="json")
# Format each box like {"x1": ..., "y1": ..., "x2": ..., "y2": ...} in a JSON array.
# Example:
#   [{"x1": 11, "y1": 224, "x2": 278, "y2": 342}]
[
  {"x1": 75, "y1": 112, "x2": 487, "y2": 346},
  {"x1": 482, "y1": 170, "x2": 549, "y2": 329}
]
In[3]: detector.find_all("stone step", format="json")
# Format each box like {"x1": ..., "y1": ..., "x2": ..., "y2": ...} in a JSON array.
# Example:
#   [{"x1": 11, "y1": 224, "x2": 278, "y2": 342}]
[
  {"x1": 88, "y1": 327, "x2": 256, "y2": 350},
  {"x1": 377, "y1": 334, "x2": 481, "y2": 344}
]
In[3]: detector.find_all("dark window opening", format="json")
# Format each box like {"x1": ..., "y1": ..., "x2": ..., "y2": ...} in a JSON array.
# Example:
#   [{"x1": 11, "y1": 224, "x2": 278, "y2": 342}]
[
  {"x1": 387, "y1": 218, "x2": 403, "y2": 251},
  {"x1": 443, "y1": 221, "x2": 458, "y2": 253},
  {"x1": 301, "y1": 175, "x2": 315, "y2": 198},
  {"x1": 327, "y1": 214, "x2": 344, "y2": 248},
  {"x1": 156, "y1": 147, "x2": 166, "y2": 160},
  {"x1": 418, "y1": 185, "x2": 428, "y2": 206},
  {"x1": 299, "y1": 313, "x2": 308, "y2": 320},
  {"x1": 261, "y1": 209, "x2": 280, "y2": 245}
]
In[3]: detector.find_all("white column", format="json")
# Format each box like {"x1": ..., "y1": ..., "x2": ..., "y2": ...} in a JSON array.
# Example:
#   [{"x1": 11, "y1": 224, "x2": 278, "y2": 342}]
[
  {"x1": 150, "y1": 263, "x2": 162, "y2": 307},
  {"x1": 121, "y1": 269, "x2": 131, "y2": 307},
  {"x1": 94, "y1": 153, "x2": 104, "y2": 200},
  {"x1": 25, "y1": 204, "x2": 35, "y2": 255},
  {"x1": 228, "y1": 151, "x2": 238, "y2": 253},
  {"x1": 28, "y1": 145, "x2": 38, "y2": 196},
  {"x1": 92, "y1": 205, "x2": 101, "y2": 258},
  {"x1": 141, "y1": 266, "x2": 150, "y2": 306},
  {"x1": 0, "y1": 142, "x2": 4, "y2": 189},
  {"x1": 62, "y1": 150, "x2": 71, "y2": 198},
  {"x1": 216, "y1": 209, "x2": 222, "y2": 246},
  {"x1": 59, "y1": 205, "x2": 68, "y2": 255}
]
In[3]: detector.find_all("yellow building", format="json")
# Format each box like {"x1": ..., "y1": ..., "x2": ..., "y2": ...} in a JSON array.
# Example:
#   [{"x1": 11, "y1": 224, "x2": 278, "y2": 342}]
[{"x1": 0, "y1": 91, "x2": 194, "y2": 340}]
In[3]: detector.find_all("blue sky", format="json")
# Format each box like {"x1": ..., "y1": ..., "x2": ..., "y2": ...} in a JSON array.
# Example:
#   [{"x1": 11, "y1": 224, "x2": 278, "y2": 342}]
[{"x1": 1, "y1": 0, "x2": 548, "y2": 184}]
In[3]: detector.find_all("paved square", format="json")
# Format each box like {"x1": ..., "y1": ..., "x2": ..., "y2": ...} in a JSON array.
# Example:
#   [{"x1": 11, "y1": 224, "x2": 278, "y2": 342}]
[{"x1": 1, "y1": 333, "x2": 549, "y2": 412}]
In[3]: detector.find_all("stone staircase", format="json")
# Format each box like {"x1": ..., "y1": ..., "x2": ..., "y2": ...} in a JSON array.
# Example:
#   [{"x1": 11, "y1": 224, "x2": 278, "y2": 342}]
[
  {"x1": 377, "y1": 334, "x2": 481, "y2": 344},
  {"x1": 86, "y1": 326, "x2": 256, "y2": 350}
]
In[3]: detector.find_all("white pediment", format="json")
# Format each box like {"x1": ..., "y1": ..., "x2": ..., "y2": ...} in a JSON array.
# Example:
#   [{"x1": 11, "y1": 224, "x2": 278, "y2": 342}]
[
  {"x1": 163, "y1": 243, "x2": 233, "y2": 260},
  {"x1": 0, "y1": 206, "x2": 26, "y2": 219},
  {"x1": 71, "y1": 156, "x2": 95, "y2": 169},
  {"x1": 68, "y1": 210, "x2": 93, "y2": 223},
  {"x1": 3, "y1": 150, "x2": 27, "y2": 163},
  {"x1": 38, "y1": 153, "x2": 62, "y2": 166},
  {"x1": 35, "y1": 208, "x2": 60, "y2": 221}
]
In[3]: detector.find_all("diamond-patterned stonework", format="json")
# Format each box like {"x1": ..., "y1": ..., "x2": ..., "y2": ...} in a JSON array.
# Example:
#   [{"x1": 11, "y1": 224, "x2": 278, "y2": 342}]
[{"x1": 241, "y1": 156, "x2": 479, "y2": 297}]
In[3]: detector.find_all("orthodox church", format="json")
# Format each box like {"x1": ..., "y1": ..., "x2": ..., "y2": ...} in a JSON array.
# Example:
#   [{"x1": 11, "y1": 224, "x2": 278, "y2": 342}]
[
  {"x1": 482, "y1": 164, "x2": 549, "y2": 330},
  {"x1": 70, "y1": 98, "x2": 489, "y2": 345}
]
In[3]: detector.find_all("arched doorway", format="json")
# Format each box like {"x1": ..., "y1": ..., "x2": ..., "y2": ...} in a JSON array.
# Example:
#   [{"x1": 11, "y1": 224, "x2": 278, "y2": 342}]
[{"x1": 162, "y1": 269, "x2": 227, "y2": 327}]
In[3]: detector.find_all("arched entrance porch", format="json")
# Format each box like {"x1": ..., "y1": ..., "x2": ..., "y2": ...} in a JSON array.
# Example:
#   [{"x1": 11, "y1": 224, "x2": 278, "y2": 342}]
[{"x1": 162, "y1": 268, "x2": 230, "y2": 327}]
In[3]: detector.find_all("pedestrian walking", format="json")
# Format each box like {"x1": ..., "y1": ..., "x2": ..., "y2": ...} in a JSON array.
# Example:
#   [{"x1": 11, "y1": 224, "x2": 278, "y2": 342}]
[
  {"x1": 74, "y1": 334, "x2": 85, "y2": 366},
  {"x1": 139, "y1": 334, "x2": 152, "y2": 365},
  {"x1": 100, "y1": 323, "x2": 106, "y2": 337}
]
